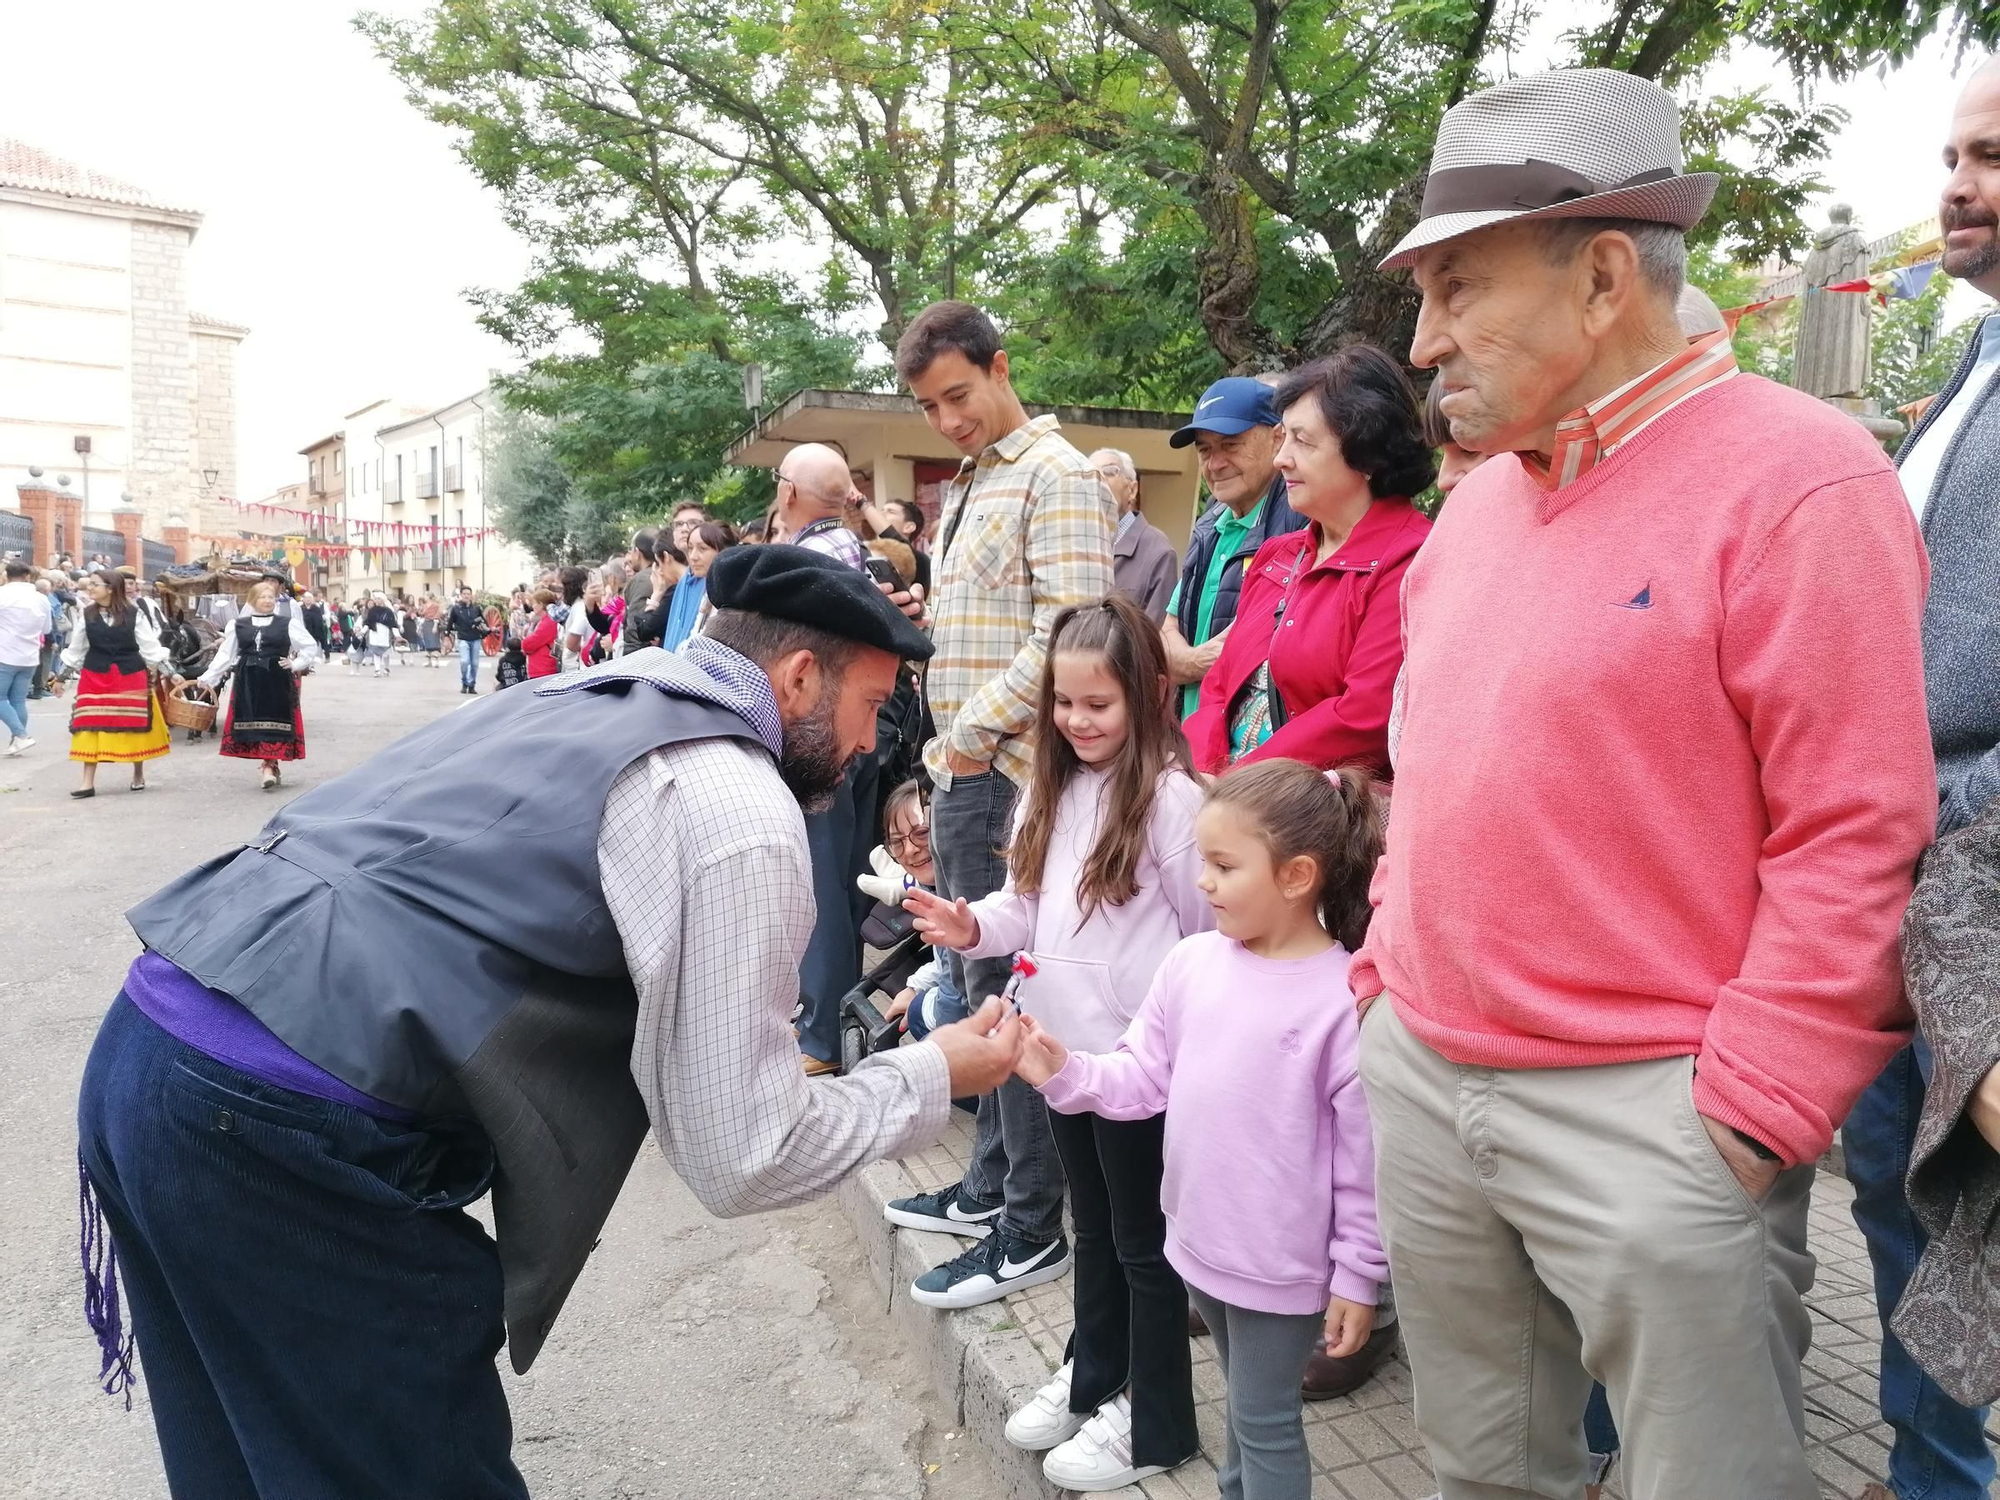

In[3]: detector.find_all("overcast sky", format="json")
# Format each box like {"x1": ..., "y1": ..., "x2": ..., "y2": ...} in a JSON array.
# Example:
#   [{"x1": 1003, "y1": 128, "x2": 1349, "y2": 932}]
[{"x1": 0, "y1": 2, "x2": 1990, "y2": 501}]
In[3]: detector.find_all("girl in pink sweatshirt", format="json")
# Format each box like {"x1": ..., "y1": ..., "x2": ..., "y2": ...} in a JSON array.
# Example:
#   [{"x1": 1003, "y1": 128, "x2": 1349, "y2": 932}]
[
  {"x1": 909, "y1": 594, "x2": 1211, "y2": 1493},
  {"x1": 1015, "y1": 760, "x2": 1388, "y2": 1500}
]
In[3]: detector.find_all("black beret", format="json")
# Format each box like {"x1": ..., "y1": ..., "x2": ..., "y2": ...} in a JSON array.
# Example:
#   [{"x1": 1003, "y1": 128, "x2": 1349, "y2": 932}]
[{"x1": 706, "y1": 543, "x2": 934, "y2": 661}]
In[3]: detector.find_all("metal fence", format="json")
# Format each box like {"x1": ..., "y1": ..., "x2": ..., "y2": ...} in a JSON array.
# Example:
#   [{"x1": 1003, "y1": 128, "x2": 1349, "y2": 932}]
[
  {"x1": 82, "y1": 526, "x2": 126, "y2": 563},
  {"x1": 0, "y1": 509, "x2": 31, "y2": 560},
  {"x1": 142, "y1": 539, "x2": 175, "y2": 577}
]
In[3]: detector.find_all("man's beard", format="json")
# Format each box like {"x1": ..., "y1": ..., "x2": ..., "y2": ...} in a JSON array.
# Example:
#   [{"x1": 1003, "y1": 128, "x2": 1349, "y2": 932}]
[
  {"x1": 778, "y1": 691, "x2": 852, "y2": 814},
  {"x1": 1941, "y1": 205, "x2": 2000, "y2": 281}
]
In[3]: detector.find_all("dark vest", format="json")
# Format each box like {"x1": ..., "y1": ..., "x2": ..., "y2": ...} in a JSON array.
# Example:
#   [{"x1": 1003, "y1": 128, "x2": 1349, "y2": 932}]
[
  {"x1": 127, "y1": 647, "x2": 774, "y2": 1371},
  {"x1": 1172, "y1": 473, "x2": 1306, "y2": 644}
]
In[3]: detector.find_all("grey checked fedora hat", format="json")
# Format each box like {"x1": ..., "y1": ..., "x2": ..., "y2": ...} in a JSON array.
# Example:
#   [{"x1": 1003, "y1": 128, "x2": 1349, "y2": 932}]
[{"x1": 1380, "y1": 68, "x2": 1718, "y2": 271}]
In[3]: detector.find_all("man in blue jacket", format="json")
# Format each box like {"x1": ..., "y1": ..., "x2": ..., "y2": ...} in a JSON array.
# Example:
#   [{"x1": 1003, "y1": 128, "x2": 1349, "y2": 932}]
[{"x1": 1160, "y1": 376, "x2": 1305, "y2": 718}]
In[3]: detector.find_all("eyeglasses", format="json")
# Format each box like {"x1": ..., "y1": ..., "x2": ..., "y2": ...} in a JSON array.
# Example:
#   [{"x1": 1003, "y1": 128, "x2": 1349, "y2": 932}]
[{"x1": 885, "y1": 823, "x2": 930, "y2": 857}]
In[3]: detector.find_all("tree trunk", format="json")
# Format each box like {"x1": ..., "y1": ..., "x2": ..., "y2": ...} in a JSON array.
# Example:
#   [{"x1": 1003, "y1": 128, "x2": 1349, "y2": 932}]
[
  {"x1": 1302, "y1": 182, "x2": 1424, "y2": 365},
  {"x1": 1194, "y1": 167, "x2": 1286, "y2": 373}
]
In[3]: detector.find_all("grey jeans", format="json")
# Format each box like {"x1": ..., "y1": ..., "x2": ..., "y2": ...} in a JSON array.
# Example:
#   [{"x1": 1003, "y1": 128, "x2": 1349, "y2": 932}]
[
  {"x1": 928, "y1": 768, "x2": 1064, "y2": 1243},
  {"x1": 1186, "y1": 1287, "x2": 1323, "y2": 1500}
]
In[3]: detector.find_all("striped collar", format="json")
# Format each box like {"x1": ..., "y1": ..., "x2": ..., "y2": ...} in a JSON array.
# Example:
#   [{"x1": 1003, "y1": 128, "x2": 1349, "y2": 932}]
[{"x1": 1521, "y1": 329, "x2": 1738, "y2": 490}]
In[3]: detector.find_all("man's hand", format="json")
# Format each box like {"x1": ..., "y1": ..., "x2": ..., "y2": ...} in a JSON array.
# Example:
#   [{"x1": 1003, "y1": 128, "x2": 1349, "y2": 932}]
[
  {"x1": 1700, "y1": 1116, "x2": 1783, "y2": 1203},
  {"x1": 943, "y1": 747, "x2": 988, "y2": 778},
  {"x1": 1162, "y1": 620, "x2": 1227, "y2": 685},
  {"x1": 930, "y1": 997, "x2": 1024, "y2": 1097},
  {"x1": 875, "y1": 577, "x2": 929, "y2": 630},
  {"x1": 1322, "y1": 1296, "x2": 1377, "y2": 1359},
  {"x1": 906, "y1": 888, "x2": 980, "y2": 949},
  {"x1": 1014, "y1": 1015, "x2": 1069, "y2": 1087},
  {"x1": 1968, "y1": 1064, "x2": 2000, "y2": 1154}
]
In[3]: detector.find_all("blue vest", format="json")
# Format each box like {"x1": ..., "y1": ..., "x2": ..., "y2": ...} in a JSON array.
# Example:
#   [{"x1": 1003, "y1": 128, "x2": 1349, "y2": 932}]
[{"x1": 127, "y1": 647, "x2": 776, "y2": 1370}]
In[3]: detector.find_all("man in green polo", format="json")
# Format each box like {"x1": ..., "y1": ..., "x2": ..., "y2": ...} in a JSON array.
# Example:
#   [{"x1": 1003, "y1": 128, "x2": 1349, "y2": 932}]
[{"x1": 1161, "y1": 377, "x2": 1307, "y2": 717}]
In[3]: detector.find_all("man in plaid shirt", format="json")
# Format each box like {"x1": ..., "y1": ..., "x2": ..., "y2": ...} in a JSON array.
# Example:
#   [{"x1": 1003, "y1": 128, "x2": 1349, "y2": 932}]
[{"x1": 879, "y1": 299, "x2": 1115, "y2": 1309}]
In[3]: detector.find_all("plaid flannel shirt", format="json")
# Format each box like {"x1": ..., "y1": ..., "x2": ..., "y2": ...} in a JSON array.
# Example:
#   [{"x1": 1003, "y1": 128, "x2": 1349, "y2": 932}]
[{"x1": 922, "y1": 414, "x2": 1114, "y2": 788}]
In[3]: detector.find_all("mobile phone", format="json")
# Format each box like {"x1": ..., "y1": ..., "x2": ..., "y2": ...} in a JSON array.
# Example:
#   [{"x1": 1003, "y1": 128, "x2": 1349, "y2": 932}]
[{"x1": 864, "y1": 556, "x2": 905, "y2": 590}]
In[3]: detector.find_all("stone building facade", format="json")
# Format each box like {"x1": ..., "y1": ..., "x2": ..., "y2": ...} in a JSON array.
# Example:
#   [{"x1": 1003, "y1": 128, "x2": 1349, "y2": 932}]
[{"x1": 0, "y1": 139, "x2": 246, "y2": 562}]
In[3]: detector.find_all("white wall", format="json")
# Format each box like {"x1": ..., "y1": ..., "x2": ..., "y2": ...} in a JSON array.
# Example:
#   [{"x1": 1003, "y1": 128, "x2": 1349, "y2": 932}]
[{"x1": 0, "y1": 198, "x2": 136, "y2": 515}]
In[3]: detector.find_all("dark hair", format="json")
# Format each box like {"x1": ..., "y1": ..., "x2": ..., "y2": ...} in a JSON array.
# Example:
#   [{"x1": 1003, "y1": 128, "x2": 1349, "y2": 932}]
[
  {"x1": 90, "y1": 567, "x2": 132, "y2": 625},
  {"x1": 659, "y1": 537, "x2": 688, "y2": 567},
  {"x1": 694, "y1": 520, "x2": 739, "y2": 553},
  {"x1": 630, "y1": 527, "x2": 660, "y2": 563},
  {"x1": 1272, "y1": 345, "x2": 1437, "y2": 499},
  {"x1": 889, "y1": 498, "x2": 925, "y2": 537},
  {"x1": 1420, "y1": 378, "x2": 1452, "y2": 451},
  {"x1": 1206, "y1": 760, "x2": 1383, "y2": 950},
  {"x1": 558, "y1": 565, "x2": 589, "y2": 605},
  {"x1": 702, "y1": 610, "x2": 858, "y2": 686},
  {"x1": 5, "y1": 560, "x2": 31, "y2": 580},
  {"x1": 896, "y1": 300, "x2": 1003, "y2": 383},
  {"x1": 1011, "y1": 594, "x2": 1192, "y2": 920}
]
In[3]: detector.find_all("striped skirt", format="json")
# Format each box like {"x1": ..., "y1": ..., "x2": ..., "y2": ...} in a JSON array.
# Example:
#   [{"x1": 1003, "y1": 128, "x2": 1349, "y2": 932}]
[{"x1": 69, "y1": 665, "x2": 170, "y2": 763}]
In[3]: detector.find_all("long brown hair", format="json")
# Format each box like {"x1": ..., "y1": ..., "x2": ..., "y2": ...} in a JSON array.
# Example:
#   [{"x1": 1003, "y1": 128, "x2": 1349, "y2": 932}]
[
  {"x1": 1206, "y1": 760, "x2": 1384, "y2": 949},
  {"x1": 1009, "y1": 594, "x2": 1191, "y2": 920},
  {"x1": 88, "y1": 569, "x2": 131, "y2": 625}
]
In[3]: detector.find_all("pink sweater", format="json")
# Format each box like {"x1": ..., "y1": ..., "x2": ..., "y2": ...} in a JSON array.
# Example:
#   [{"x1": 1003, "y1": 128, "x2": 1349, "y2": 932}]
[
  {"x1": 1042, "y1": 932, "x2": 1385, "y2": 1314},
  {"x1": 965, "y1": 767, "x2": 1212, "y2": 1053},
  {"x1": 1349, "y1": 374, "x2": 1936, "y2": 1165}
]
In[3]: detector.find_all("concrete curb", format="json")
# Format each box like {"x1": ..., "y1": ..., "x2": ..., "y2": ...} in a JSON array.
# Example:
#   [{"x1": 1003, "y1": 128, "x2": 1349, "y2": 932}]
[{"x1": 837, "y1": 1159, "x2": 1152, "y2": 1500}]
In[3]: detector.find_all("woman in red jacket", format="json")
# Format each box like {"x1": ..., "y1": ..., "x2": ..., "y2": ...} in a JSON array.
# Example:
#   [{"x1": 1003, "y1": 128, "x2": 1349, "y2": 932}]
[
  {"x1": 518, "y1": 588, "x2": 561, "y2": 678},
  {"x1": 1186, "y1": 344, "x2": 1434, "y2": 776}
]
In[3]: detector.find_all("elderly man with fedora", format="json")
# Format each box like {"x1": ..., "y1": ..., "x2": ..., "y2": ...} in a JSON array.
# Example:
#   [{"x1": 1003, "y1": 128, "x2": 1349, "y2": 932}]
[
  {"x1": 1350, "y1": 69, "x2": 1936, "y2": 1497},
  {"x1": 73, "y1": 545, "x2": 1028, "y2": 1499}
]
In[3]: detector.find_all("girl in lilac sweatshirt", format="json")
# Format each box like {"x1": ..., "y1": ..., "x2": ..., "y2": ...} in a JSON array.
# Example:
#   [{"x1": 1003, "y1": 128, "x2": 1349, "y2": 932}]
[
  {"x1": 1014, "y1": 759, "x2": 1389, "y2": 1500},
  {"x1": 909, "y1": 595, "x2": 1211, "y2": 1492}
]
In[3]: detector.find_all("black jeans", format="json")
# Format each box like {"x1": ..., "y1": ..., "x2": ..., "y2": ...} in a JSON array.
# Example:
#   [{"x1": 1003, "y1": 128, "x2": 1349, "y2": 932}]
[
  {"x1": 797, "y1": 743, "x2": 884, "y2": 1063},
  {"x1": 76, "y1": 995, "x2": 527, "y2": 1500},
  {"x1": 1048, "y1": 1108, "x2": 1198, "y2": 1467},
  {"x1": 929, "y1": 768, "x2": 1064, "y2": 1242}
]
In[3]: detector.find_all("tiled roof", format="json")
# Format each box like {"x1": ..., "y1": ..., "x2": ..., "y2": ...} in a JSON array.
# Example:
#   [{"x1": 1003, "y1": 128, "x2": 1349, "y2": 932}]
[{"x1": 0, "y1": 139, "x2": 199, "y2": 217}]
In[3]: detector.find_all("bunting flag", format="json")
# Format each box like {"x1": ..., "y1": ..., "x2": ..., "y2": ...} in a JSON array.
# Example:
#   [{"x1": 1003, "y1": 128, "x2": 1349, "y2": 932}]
[
  {"x1": 211, "y1": 497, "x2": 497, "y2": 548},
  {"x1": 1720, "y1": 294, "x2": 1789, "y2": 332},
  {"x1": 1888, "y1": 261, "x2": 1940, "y2": 301}
]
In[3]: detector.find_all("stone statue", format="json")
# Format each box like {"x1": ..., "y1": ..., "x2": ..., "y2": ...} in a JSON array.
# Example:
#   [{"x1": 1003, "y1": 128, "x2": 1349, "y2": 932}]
[{"x1": 1794, "y1": 204, "x2": 1872, "y2": 399}]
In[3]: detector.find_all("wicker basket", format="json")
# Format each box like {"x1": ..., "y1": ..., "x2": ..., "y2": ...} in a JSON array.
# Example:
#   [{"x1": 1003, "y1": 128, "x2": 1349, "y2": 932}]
[{"x1": 163, "y1": 681, "x2": 218, "y2": 732}]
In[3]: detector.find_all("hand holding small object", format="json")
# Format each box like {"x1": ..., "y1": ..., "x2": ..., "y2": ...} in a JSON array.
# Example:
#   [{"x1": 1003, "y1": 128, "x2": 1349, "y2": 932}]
[
  {"x1": 906, "y1": 888, "x2": 979, "y2": 948},
  {"x1": 929, "y1": 997, "x2": 1025, "y2": 1097}
]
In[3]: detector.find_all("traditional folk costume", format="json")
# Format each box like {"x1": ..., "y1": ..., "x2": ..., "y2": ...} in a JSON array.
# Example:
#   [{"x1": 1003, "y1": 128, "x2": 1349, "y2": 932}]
[
  {"x1": 61, "y1": 607, "x2": 171, "y2": 765},
  {"x1": 198, "y1": 609, "x2": 321, "y2": 762}
]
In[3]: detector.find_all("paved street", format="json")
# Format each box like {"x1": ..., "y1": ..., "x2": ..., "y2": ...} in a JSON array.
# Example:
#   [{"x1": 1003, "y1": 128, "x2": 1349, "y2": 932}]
[{"x1": 0, "y1": 655, "x2": 1000, "y2": 1500}]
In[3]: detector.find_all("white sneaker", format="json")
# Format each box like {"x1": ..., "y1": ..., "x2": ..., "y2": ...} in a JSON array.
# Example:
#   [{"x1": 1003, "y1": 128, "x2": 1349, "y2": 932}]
[
  {"x1": 5, "y1": 736, "x2": 30, "y2": 756},
  {"x1": 1042, "y1": 1393, "x2": 1177, "y2": 1492},
  {"x1": 1005, "y1": 1363, "x2": 1088, "y2": 1452}
]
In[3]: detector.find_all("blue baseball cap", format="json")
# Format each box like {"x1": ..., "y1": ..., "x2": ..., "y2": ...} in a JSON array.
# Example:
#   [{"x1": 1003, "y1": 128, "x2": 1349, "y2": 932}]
[{"x1": 1169, "y1": 377, "x2": 1281, "y2": 448}]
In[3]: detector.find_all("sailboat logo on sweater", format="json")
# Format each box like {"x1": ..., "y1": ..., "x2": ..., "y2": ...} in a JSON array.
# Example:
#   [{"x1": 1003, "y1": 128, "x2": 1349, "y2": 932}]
[{"x1": 1612, "y1": 584, "x2": 1654, "y2": 610}]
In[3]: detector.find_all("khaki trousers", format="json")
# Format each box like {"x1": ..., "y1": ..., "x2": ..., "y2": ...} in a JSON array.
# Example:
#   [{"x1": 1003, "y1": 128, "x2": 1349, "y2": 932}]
[{"x1": 1358, "y1": 999, "x2": 1818, "y2": 1500}]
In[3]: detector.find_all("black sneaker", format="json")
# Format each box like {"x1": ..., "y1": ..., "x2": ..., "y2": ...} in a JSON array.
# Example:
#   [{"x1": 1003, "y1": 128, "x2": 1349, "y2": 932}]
[
  {"x1": 910, "y1": 1232, "x2": 1070, "y2": 1309},
  {"x1": 883, "y1": 1181, "x2": 1002, "y2": 1239}
]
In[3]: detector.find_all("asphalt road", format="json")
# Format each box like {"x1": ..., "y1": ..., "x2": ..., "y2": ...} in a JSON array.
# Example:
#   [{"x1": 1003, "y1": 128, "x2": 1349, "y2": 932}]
[{"x1": 0, "y1": 650, "x2": 998, "y2": 1500}]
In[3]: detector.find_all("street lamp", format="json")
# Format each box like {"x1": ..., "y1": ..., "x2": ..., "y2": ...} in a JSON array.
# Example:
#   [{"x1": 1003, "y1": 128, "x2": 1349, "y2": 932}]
[{"x1": 200, "y1": 468, "x2": 219, "y2": 494}]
